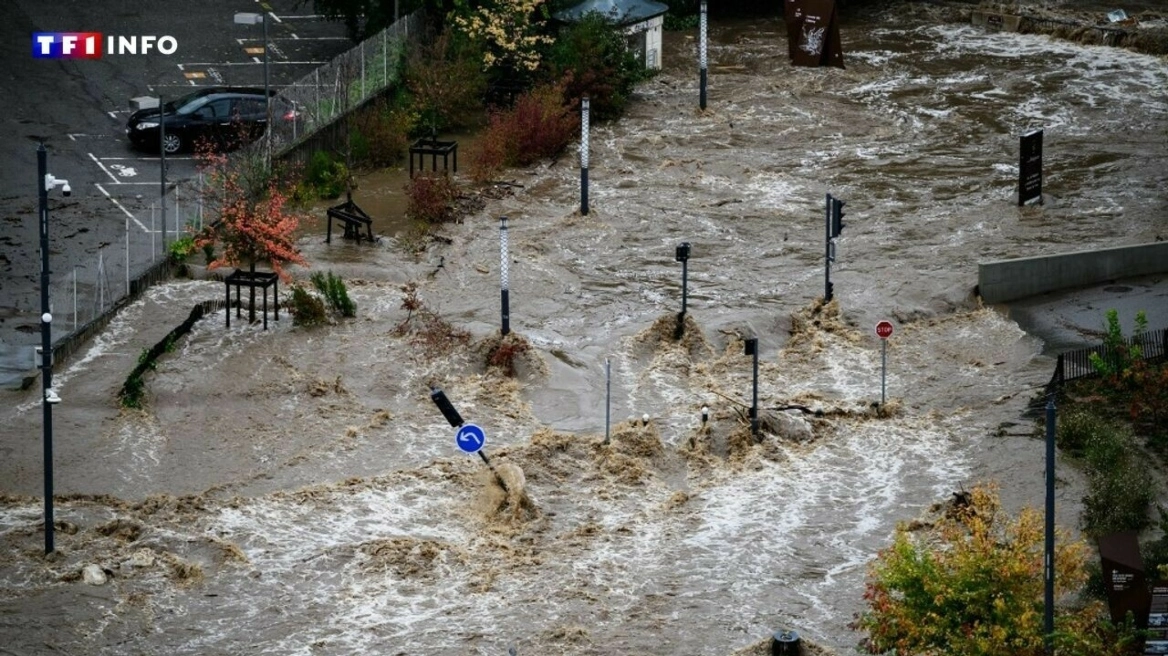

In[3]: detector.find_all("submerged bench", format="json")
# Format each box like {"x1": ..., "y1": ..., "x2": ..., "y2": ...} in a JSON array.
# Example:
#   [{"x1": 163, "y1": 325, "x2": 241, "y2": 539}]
[{"x1": 326, "y1": 199, "x2": 375, "y2": 243}]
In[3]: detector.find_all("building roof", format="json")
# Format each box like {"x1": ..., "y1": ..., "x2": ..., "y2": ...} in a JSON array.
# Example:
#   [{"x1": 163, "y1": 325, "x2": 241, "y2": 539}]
[{"x1": 552, "y1": 0, "x2": 669, "y2": 25}]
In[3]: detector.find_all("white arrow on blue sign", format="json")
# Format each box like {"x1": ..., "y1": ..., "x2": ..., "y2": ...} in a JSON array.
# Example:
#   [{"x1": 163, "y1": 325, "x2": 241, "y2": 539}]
[{"x1": 455, "y1": 423, "x2": 486, "y2": 454}]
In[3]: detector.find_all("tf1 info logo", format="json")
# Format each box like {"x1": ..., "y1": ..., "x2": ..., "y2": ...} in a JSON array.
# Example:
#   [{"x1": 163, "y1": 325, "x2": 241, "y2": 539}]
[{"x1": 32, "y1": 33, "x2": 179, "y2": 59}]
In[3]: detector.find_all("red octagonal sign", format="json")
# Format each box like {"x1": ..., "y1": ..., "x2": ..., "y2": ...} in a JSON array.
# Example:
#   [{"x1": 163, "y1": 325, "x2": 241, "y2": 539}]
[{"x1": 876, "y1": 320, "x2": 894, "y2": 339}]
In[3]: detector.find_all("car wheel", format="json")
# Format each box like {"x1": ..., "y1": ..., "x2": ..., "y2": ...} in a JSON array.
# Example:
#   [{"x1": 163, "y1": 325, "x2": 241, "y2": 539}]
[{"x1": 162, "y1": 133, "x2": 183, "y2": 155}]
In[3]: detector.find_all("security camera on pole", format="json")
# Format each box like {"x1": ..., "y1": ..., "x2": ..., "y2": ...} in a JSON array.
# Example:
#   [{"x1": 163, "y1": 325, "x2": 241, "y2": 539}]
[{"x1": 37, "y1": 143, "x2": 70, "y2": 555}]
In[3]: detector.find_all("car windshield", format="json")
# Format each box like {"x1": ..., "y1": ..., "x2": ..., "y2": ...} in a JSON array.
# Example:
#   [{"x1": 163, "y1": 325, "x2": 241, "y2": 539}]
[{"x1": 163, "y1": 91, "x2": 212, "y2": 115}]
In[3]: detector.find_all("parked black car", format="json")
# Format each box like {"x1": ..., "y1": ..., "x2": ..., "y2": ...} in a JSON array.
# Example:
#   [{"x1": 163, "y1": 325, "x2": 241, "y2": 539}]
[{"x1": 126, "y1": 87, "x2": 294, "y2": 154}]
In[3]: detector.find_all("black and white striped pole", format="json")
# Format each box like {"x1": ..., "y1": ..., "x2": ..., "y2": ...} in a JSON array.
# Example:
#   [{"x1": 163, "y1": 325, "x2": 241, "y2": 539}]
[
  {"x1": 745, "y1": 337, "x2": 759, "y2": 440},
  {"x1": 500, "y1": 216, "x2": 510, "y2": 335},
  {"x1": 699, "y1": 0, "x2": 708, "y2": 110},
  {"x1": 580, "y1": 95, "x2": 590, "y2": 215}
]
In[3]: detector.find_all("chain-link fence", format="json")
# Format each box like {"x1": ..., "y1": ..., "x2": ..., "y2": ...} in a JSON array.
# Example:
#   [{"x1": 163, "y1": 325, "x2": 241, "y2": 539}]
[
  {"x1": 249, "y1": 10, "x2": 424, "y2": 161},
  {"x1": 40, "y1": 12, "x2": 424, "y2": 369},
  {"x1": 42, "y1": 174, "x2": 212, "y2": 366}
]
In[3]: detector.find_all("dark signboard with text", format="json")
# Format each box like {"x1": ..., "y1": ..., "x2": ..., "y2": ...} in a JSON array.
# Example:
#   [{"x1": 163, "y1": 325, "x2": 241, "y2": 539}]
[
  {"x1": 785, "y1": 0, "x2": 844, "y2": 69},
  {"x1": 1100, "y1": 531, "x2": 1150, "y2": 627},
  {"x1": 1019, "y1": 129, "x2": 1043, "y2": 206}
]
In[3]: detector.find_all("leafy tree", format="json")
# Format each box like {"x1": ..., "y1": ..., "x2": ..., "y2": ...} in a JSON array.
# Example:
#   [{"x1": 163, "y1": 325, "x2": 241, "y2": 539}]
[
  {"x1": 857, "y1": 483, "x2": 1138, "y2": 655},
  {"x1": 451, "y1": 0, "x2": 554, "y2": 73},
  {"x1": 404, "y1": 28, "x2": 488, "y2": 133},
  {"x1": 195, "y1": 150, "x2": 307, "y2": 323}
]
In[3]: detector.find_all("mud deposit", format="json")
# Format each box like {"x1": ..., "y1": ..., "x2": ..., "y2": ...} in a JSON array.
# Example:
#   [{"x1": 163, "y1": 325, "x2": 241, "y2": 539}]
[{"x1": 3, "y1": 3, "x2": 1166, "y2": 654}]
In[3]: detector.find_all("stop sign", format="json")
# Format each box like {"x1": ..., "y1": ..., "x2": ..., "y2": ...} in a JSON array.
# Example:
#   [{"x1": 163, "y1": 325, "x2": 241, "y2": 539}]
[{"x1": 875, "y1": 320, "x2": 894, "y2": 339}]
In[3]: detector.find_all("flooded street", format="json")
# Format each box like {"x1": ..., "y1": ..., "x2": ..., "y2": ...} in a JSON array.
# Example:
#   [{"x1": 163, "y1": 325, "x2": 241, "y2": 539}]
[{"x1": 2, "y1": 4, "x2": 1167, "y2": 654}]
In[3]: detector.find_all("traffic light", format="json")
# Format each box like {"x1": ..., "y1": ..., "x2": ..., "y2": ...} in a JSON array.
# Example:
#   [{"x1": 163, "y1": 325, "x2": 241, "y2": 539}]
[
  {"x1": 831, "y1": 197, "x2": 846, "y2": 238},
  {"x1": 675, "y1": 242, "x2": 691, "y2": 263},
  {"x1": 744, "y1": 337, "x2": 757, "y2": 356}
]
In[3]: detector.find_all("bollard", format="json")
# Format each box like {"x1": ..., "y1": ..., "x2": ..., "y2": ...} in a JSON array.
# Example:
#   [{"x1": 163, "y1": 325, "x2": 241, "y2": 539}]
[
  {"x1": 701, "y1": 405, "x2": 709, "y2": 426},
  {"x1": 771, "y1": 629, "x2": 800, "y2": 655}
]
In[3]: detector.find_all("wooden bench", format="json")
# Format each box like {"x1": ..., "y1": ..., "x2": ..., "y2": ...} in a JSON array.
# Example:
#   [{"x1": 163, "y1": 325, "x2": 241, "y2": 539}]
[{"x1": 326, "y1": 199, "x2": 375, "y2": 243}]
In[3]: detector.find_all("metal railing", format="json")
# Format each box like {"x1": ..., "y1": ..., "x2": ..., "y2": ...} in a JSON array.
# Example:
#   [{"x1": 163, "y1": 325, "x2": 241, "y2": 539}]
[{"x1": 1048, "y1": 328, "x2": 1168, "y2": 390}]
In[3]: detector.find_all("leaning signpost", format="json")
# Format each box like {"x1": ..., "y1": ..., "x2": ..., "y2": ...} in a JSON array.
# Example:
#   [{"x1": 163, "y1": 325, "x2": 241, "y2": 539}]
[
  {"x1": 429, "y1": 386, "x2": 507, "y2": 493},
  {"x1": 876, "y1": 320, "x2": 893, "y2": 405}
]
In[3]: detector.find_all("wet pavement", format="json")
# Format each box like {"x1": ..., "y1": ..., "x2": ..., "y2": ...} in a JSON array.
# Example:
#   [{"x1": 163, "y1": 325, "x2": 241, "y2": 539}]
[{"x1": 1, "y1": 3, "x2": 1167, "y2": 654}]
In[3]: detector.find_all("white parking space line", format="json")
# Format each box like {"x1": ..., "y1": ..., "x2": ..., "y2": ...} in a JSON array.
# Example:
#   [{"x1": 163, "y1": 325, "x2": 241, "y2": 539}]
[
  {"x1": 267, "y1": 11, "x2": 282, "y2": 23},
  {"x1": 273, "y1": 14, "x2": 326, "y2": 19},
  {"x1": 95, "y1": 184, "x2": 146, "y2": 230},
  {"x1": 101, "y1": 156, "x2": 194, "y2": 161},
  {"x1": 88, "y1": 152, "x2": 120, "y2": 184},
  {"x1": 107, "y1": 111, "x2": 118, "y2": 119}
]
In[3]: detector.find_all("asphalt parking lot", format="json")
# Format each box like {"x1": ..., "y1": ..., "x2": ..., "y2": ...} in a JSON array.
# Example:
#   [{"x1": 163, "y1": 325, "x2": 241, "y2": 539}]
[{"x1": 0, "y1": 0, "x2": 356, "y2": 385}]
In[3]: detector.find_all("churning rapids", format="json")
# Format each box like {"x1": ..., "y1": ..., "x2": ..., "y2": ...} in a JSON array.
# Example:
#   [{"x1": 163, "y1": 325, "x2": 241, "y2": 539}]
[{"x1": 2, "y1": 4, "x2": 1167, "y2": 654}]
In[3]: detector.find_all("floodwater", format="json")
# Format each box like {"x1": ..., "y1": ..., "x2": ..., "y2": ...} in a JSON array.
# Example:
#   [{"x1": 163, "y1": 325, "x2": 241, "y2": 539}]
[{"x1": 2, "y1": 4, "x2": 1167, "y2": 654}]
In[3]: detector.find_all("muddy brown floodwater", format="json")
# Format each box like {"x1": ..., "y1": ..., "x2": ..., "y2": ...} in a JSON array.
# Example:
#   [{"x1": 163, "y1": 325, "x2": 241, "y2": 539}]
[{"x1": 2, "y1": 3, "x2": 1167, "y2": 654}]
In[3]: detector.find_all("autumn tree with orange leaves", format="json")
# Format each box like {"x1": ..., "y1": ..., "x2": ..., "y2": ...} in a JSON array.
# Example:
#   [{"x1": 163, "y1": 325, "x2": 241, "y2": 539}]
[{"x1": 194, "y1": 147, "x2": 306, "y2": 323}]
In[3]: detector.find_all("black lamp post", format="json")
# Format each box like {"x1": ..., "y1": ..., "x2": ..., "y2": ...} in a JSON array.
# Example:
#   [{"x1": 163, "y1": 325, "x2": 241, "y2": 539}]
[
  {"x1": 674, "y1": 242, "x2": 691, "y2": 340},
  {"x1": 37, "y1": 143, "x2": 69, "y2": 555}
]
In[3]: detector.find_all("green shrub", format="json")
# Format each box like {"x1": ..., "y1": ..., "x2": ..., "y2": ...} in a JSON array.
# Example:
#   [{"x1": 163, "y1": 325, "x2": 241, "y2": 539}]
[
  {"x1": 167, "y1": 235, "x2": 197, "y2": 265},
  {"x1": 287, "y1": 285, "x2": 328, "y2": 327},
  {"x1": 303, "y1": 151, "x2": 349, "y2": 200},
  {"x1": 546, "y1": 13, "x2": 650, "y2": 122},
  {"x1": 1059, "y1": 409, "x2": 1154, "y2": 536},
  {"x1": 310, "y1": 271, "x2": 356, "y2": 318}
]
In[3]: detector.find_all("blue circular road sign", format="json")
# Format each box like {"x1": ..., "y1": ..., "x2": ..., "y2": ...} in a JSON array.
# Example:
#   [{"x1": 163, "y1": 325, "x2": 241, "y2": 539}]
[{"x1": 455, "y1": 423, "x2": 486, "y2": 454}]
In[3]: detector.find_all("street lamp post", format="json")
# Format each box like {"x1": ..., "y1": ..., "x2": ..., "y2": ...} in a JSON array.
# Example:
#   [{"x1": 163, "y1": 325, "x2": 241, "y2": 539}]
[
  {"x1": 235, "y1": 12, "x2": 271, "y2": 168},
  {"x1": 37, "y1": 143, "x2": 69, "y2": 555}
]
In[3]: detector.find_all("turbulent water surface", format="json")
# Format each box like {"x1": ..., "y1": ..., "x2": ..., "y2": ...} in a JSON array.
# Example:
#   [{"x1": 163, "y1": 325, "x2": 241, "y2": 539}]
[{"x1": 2, "y1": 4, "x2": 1167, "y2": 655}]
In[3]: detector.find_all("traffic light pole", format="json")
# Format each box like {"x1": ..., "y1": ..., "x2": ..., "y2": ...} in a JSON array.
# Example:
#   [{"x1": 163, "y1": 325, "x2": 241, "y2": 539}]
[{"x1": 824, "y1": 193, "x2": 833, "y2": 303}]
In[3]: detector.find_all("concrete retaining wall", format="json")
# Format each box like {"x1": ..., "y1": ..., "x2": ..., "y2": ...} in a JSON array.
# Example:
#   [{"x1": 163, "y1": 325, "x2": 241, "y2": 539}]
[{"x1": 978, "y1": 242, "x2": 1168, "y2": 303}]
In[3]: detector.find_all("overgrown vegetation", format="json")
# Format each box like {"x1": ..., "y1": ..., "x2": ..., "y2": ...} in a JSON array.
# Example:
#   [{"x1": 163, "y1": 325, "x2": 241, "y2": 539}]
[
  {"x1": 1057, "y1": 409, "x2": 1154, "y2": 537},
  {"x1": 405, "y1": 172, "x2": 461, "y2": 223},
  {"x1": 391, "y1": 281, "x2": 471, "y2": 357},
  {"x1": 469, "y1": 81, "x2": 579, "y2": 181},
  {"x1": 297, "y1": 151, "x2": 350, "y2": 200},
  {"x1": 857, "y1": 483, "x2": 1141, "y2": 656}
]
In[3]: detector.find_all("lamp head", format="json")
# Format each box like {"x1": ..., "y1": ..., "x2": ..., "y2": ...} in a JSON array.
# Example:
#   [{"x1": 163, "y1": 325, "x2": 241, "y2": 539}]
[{"x1": 61, "y1": 182, "x2": 71, "y2": 196}]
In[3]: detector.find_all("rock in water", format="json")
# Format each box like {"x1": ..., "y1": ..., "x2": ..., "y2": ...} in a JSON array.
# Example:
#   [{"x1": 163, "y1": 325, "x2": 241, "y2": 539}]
[{"x1": 82, "y1": 563, "x2": 108, "y2": 585}]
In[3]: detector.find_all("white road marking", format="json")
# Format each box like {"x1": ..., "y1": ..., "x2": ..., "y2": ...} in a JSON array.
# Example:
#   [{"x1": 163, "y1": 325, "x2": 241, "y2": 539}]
[
  {"x1": 107, "y1": 111, "x2": 118, "y2": 119},
  {"x1": 267, "y1": 11, "x2": 282, "y2": 23},
  {"x1": 177, "y1": 63, "x2": 185, "y2": 70},
  {"x1": 88, "y1": 152, "x2": 120, "y2": 184},
  {"x1": 95, "y1": 184, "x2": 145, "y2": 229},
  {"x1": 253, "y1": 56, "x2": 262, "y2": 64}
]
